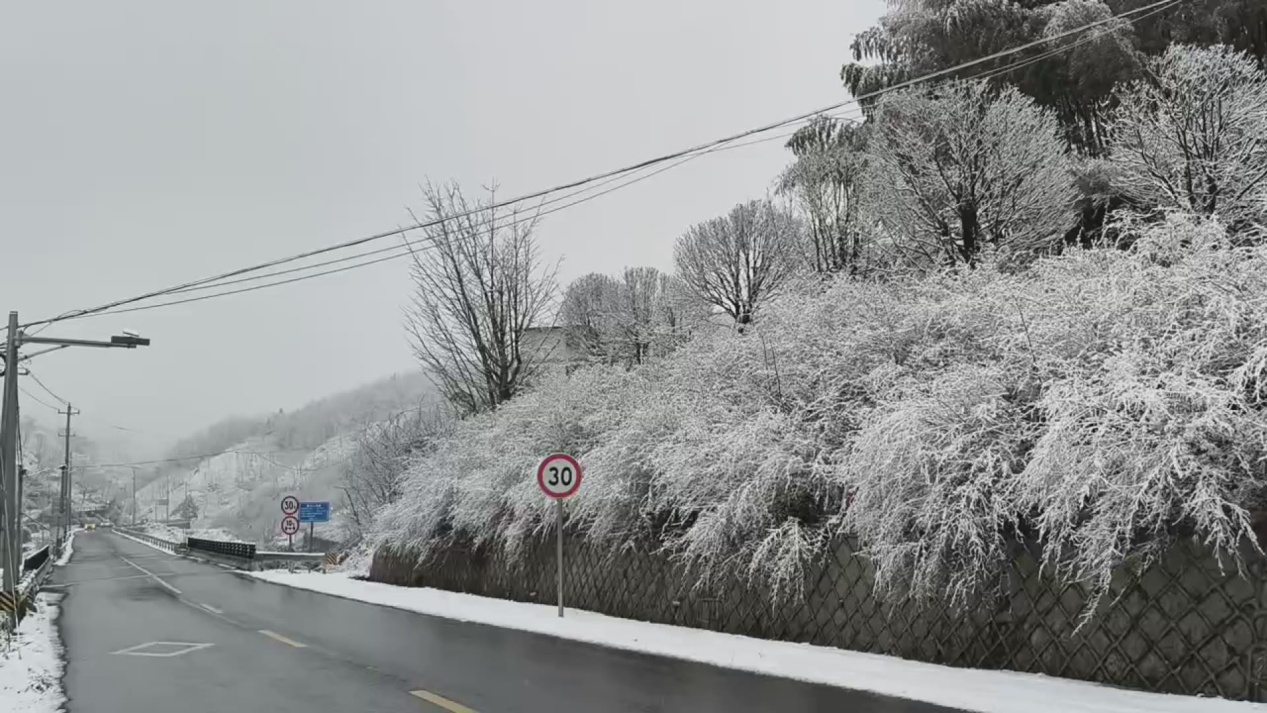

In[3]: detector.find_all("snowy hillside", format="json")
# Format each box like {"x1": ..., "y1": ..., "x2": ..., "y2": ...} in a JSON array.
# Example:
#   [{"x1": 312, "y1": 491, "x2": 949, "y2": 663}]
[{"x1": 134, "y1": 371, "x2": 434, "y2": 546}]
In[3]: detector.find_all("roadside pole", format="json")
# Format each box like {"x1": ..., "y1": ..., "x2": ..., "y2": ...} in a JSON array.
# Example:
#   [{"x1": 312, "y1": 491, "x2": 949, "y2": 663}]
[
  {"x1": 0, "y1": 314, "x2": 150, "y2": 569},
  {"x1": 556, "y1": 498, "x2": 564, "y2": 618},
  {"x1": 536, "y1": 453, "x2": 582, "y2": 619},
  {"x1": 1, "y1": 312, "x2": 19, "y2": 600},
  {"x1": 58, "y1": 403, "x2": 78, "y2": 542}
]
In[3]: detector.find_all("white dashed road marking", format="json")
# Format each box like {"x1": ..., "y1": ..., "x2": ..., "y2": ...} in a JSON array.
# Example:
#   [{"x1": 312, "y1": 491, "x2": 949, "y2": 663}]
[{"x1": 119, "y1": 556, "x2": 182, "y2": 595}]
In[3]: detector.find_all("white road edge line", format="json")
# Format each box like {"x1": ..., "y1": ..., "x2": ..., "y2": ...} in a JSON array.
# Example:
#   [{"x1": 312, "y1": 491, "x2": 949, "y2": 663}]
[
  {"x1": 259, "y1": 629, "x2": 307, "y2": 648},
  {"x1": 200, "y1": 603, "x2": 224, "y2": 615},
  {"x1": 119, "y1": 555, "x2": 182, "y2": 595}
]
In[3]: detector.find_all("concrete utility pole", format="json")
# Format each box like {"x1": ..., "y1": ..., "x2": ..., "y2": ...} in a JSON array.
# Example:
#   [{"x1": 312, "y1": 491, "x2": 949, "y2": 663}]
[
  {"x1": 131, "y1": 467, "x2": 137, "y2": 527},
  {"x1": 0, "y1": 310, "x2": 151, "y2": 600},
  {"x1": 1, "y1": 312, "x2": 19, "y2": 598},
  {"x1": 58, "y1": 403, "x2": 78, "y2": 542}
]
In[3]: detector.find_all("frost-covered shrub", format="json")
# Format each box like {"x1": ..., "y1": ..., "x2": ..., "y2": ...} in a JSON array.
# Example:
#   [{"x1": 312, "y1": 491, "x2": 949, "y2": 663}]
[
  {"x1": 842, "y1": 213, "x2": 1267, "y2": 613},
  {"x1": 374, "y1": 213, "x2": 1267, "y2": 615},
  {"x1": 371, "y1": 367, "x2": 646, "y2": 557}
]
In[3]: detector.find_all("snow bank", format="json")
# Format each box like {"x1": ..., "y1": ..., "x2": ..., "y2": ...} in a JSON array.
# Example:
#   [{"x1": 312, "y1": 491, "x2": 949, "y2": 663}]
[
  {"x1": 53, "y1": 532, "x2": 75, "y2": 567},
  {"x1": 249, "y1": 571, "x2": 1266, "y2": 713},
  {"x1": 0, "y1": 593, "x2": 66, "y2": 713}
]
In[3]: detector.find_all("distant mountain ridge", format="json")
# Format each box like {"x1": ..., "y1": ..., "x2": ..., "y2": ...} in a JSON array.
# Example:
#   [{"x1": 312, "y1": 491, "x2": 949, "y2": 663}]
[{"x1": 134, "y1": 370, "x2": 435, "y2": 545}]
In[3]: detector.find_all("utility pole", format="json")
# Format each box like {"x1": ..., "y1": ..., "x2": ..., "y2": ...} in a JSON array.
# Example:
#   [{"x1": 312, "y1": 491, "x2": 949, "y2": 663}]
[
  {"x1": 1, "y1": 312, "x2": 21, "y2": 599},
  {"x1": 0, "y1": 310, "x2": 151, "y2": 595},
  {"x1": 131, "y1": 467, "x2": 137, "y2": 527},
  {"x1": 58, "y1": 403, "x2": 79, "y2": 542}
]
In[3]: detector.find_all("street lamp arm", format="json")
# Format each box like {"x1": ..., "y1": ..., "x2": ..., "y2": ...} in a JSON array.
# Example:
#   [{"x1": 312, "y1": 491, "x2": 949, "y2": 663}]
[{"x1": 19, "y1": 334, "x2": 150, "y2": 349}]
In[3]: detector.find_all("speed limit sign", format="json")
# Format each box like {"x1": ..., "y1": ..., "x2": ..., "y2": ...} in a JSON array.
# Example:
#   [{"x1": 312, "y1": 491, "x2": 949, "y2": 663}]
[{"x1": 537, "y1": 453, "x2": 582, "y2": 499}]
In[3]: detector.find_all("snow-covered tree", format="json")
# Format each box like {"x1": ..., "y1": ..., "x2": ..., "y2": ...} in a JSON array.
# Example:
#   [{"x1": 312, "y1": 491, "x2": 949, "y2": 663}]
[
  {"x1": 404, "y1": 182, "x2": 558, "y2": 415},
  {"x1": 1106, "y1": 44, "x2": 1267, "y2": 231},
  {"x1": 674, "y1": 198, "x2": 803, "y2": 328},
  {"x1": 779, "y1": 117, "x2": 872, "y2": 275},
  {"x1": 842, "y1": 0, "x2": 1265, "y2": 154},
  {"x1": 174, "y1": 494, "x2": 199, "y2": 521},
  {"x1": 560, "y1": 268, "x2": 702, "y2": 366},
  {"x1": 339, "y1": 405, "x2": 452, "y2": 544},
  {"x1": 559, "y1": 272, "x2": 624, "y2": 362},
  {"x1": 867, "y1": 80, "x2": 1077, "y2": 268}
]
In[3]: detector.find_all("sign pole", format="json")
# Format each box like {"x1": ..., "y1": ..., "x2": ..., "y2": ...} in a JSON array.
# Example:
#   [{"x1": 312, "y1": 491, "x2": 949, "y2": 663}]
[
  {"x1": 308, "y1": 522, "x2": 314, "y2": 552},
  {"x1": 556, "y1": 497, "x2": 564, "y2": 618},
  {"x1": 288, "y1": 533, "x2": 293, "y2": 551},
  {"x1": 536, "y1": 452, "x2": 581, "y2": 620}
]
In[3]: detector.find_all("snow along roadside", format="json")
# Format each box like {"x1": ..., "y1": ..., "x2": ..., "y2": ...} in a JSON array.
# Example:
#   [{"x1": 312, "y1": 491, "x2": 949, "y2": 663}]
[
  {"x1": 248, "y1": 570, "x2": 1266, "y2": 713},
  {"x1": 0, "y1": 593, "x2": 67, "y2": 713}
]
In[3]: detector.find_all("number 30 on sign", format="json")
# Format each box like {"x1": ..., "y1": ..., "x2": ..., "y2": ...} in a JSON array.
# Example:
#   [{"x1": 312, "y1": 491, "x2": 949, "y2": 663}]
[{"x1": 537, "y1": 453, "x2": 582, "y2": 499}]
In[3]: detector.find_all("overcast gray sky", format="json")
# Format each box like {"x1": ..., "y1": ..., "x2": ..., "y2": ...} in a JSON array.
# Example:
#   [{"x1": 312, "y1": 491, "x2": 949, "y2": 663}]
[{"x1": 1, "y1": 0, "x2": 882, "y2": 450}]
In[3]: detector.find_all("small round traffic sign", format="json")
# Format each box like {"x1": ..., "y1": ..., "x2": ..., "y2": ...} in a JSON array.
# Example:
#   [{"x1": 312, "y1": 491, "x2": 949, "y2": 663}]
[
  {"x1": 537, "y1": 453, "x2": 582, "y2": 499},
  {"x1": 281, "y1": 515, "x2": 300, "y2": 535},
  {"x1": 281, "y1": 496, "x2": 299, "y2": 515}
]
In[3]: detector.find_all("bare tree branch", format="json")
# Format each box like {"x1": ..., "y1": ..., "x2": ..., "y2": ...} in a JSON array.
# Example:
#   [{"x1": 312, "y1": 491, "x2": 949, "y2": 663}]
[{"x1": 404, "y1": 182, "x2": 558, "y2": 415}]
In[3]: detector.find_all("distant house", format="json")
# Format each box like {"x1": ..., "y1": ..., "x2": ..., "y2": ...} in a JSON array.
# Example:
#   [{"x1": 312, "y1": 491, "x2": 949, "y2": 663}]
[{"x1": 522, "y1": 326, "x2": 580, "y2": 375}]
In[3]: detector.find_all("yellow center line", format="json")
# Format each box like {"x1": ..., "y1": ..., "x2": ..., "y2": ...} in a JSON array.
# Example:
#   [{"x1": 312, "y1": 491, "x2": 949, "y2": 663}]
[
  {"x1": 258, "y1": 629, "x2": 307, "y2": 648},
  {"x1": 410, "y1": 689, "x2": 478, "y2": 713}
]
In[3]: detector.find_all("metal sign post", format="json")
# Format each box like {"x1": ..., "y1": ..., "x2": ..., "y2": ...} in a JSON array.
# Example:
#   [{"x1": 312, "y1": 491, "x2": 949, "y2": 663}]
[
  {"x1": 281, "y1": 514, "x2": 300, "y2": 550},
  {"x1": 297, "y1": 501, "x2": 331, "y2": 553},
  {"x1": 556, "y1": 498, "x2": 564, "y2": 618},
  {"x1": 536, "y1": 453, "x2": 582, "y2": 619},
  {"x1": 280, "y1": 495, "x2": 300, "y2": 552}
]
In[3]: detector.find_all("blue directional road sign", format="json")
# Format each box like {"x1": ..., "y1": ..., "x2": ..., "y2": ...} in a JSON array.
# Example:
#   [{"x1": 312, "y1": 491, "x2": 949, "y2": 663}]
[{"x1": 297, "y1": 501, "x2": 331, "y2": 524}]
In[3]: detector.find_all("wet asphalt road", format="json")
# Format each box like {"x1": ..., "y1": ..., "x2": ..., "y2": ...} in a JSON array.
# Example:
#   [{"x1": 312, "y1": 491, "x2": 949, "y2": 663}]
[{"x1": 50, "y1": 530, "x2": 966, "y2": 713}]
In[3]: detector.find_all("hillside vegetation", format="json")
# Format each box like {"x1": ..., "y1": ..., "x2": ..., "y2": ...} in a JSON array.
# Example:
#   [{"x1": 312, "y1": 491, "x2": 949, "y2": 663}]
[
  {"x1": 360, "y1": 25, "x2": 1267, "y2": 617},
  {"x1": 373, "y1": 214, "x2": 1267, "y2": 609},
  {"x1": 135, "y1": 371, "x2": 434, "y2": 543}
]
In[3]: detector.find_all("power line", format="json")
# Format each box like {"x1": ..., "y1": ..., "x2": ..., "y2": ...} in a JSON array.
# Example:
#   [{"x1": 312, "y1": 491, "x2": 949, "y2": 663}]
[
  {"x1": 22, "y1": 0, "x2": 1184, "y2": 331},
  {"x1": 18, "y1": 385, "x2": 61, "y2": 413},
  {"x1": 83, "y1": 447, "x2": 321, "y2": 469},
  {"x1": 26, "y1": 371, "x2": 68, "y2": 406},
  {"x1": 70, "y1": 143, "x2": 728, "y2": 321}
]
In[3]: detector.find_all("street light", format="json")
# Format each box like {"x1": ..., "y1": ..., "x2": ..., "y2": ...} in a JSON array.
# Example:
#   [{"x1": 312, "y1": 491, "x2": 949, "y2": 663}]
[{"x1": 1, "y1": 312, "x2": 153, "y2": 601}]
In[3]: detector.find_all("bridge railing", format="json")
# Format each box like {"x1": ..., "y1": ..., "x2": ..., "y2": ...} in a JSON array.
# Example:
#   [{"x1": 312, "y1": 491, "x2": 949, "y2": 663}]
[
  {"x1": 115, "y1": 527, "x2": 327, "y2": 571},
  {"x1": 116, "y1": 527, "x2": 186, "y2": 553}
]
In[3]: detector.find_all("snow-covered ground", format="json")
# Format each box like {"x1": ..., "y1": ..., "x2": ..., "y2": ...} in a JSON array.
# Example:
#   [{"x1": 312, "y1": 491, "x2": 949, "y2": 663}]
[
  {"x1": 0, "y1": 593, "x2": 66, "y2": 713},
  {"x1": 251, "y1": 570, "x2": 1267, "y2": 713},
  {"x1": 54, "y1": 532, "x2": 75, "y2": 566},
  {"x1": 141, "y1": 523, "x2": 246, "y2": 543}
]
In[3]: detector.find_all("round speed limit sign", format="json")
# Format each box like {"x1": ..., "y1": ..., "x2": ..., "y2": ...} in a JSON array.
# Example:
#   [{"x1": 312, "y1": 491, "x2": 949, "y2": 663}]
[{"x1": 537, "y1": 453, "x2": 582, "y2": 499}]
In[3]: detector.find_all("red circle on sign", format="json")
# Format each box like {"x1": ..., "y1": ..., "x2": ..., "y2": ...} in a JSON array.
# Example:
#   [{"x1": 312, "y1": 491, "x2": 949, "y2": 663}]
[
  {"x1": 281, "y1": 496, "x2": 299, "y2": 515},
  {"x1": 536, "y1": 453, "x2": 582, "y2": 499},
  {"x1": 281, "y1": 515, "x2": 300, "y2": 535}
]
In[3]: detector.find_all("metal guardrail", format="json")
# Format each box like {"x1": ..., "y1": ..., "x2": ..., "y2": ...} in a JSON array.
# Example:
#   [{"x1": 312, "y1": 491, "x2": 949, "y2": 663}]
[
  {"x1": 117, "y1": 528, "x2": 326, "y2": 571},
  {"x1": 23, "y1": 545, "x2": 51, "y2": 572},
  {"x1": 3, "y1": 539, "x2": 63, "y2": 633},
  {"x1": 117, "y1": 528, "x2": 186, "y2": 553},
  {"x1": 255, "y1": 551, "x2": 325, "y2": 563},
  {"x1": 187, "y1": 537, "x2": 255, "y2": 560},
  {"x1": 251, "y1": 551, "x2": 327, "y2": 571}
]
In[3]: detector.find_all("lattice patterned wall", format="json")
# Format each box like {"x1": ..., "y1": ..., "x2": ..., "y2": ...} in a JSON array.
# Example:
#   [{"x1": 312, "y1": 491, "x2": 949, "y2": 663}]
[{"x1": 371, "y1": 536, "x2": 1267, "y2": 700}]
